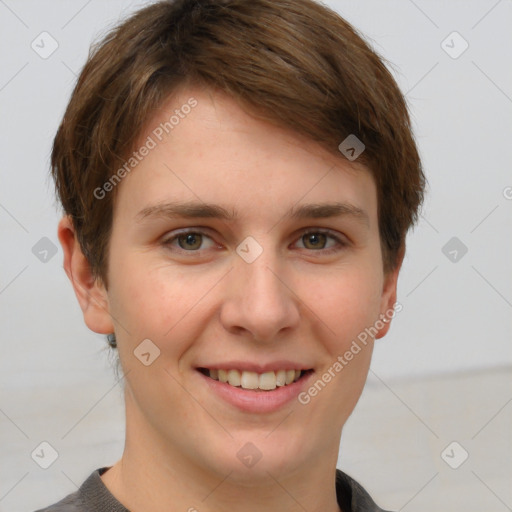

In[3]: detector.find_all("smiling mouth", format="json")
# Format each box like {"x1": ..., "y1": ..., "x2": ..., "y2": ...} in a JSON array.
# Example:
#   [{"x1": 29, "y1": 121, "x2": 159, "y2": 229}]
[{"x1": 197, "y1": 368, "x2": 314, "y2": 391}]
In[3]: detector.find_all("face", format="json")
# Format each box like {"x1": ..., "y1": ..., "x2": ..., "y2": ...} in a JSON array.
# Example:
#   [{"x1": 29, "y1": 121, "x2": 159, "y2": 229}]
[{"x1": 62, "y1": 84, "x2": 400, "y2": 483}]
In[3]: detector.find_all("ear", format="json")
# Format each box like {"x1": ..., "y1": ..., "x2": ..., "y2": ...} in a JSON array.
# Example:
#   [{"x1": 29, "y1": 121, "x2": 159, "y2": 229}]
[
  {"x1": 374, "y1": 246, "x2": 405, "y2": 340},
  {"x1": 57, "y1": 215, "x2": 114, "y2": 334}
]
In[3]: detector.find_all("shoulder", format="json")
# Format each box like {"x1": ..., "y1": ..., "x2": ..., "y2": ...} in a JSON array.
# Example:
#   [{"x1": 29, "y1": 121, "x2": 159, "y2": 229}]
[
  {"x1": 33, "y1": 488, "x2": 83, "y2": 512},
  {"x1": 33, "y1": 467, "x2": 127, "y2": 512},
  {"x1": 336, "y1": 469, "x2": 394, "y2": 512}
]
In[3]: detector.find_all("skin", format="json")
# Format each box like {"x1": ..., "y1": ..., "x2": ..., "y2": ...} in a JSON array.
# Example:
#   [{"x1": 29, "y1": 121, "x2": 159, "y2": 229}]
[{"x1": 58, "y1": 84, "x2": 403, "y2": 512}]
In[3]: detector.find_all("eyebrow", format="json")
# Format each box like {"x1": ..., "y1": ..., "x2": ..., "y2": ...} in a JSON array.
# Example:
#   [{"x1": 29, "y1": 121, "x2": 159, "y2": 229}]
[{"x1": 135, "y1": 200, "x2": 369, "y2": 227}]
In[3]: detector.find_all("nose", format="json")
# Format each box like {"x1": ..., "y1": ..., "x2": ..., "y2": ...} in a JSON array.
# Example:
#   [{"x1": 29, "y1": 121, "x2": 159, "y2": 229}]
[{"x1": 219, "y1": 242, "x2": 301, "y2": 343}]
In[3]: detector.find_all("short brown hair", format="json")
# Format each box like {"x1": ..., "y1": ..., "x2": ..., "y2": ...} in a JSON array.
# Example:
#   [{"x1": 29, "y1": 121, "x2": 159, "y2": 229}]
[{"x1": 51, "y1": 0, "x2": 425, "y2": 287}]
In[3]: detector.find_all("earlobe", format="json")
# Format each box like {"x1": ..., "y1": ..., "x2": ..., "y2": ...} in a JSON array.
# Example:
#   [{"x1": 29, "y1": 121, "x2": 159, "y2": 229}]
[
  {"x1": 57, "y1": 216, "x2": 114, "y2": 335},
  {"x1": 374, "y1": 247, "x2": 405, "y2": 340}
]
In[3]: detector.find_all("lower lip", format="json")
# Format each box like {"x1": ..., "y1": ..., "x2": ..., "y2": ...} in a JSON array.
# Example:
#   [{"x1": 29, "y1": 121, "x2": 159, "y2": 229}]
[{"x1": 197, "y1": 370, "x2": 314, "y2": 413}]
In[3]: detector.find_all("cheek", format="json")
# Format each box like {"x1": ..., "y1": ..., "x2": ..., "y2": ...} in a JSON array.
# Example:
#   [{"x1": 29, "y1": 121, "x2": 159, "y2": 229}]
[
  {"x1": 307, "y1": 264, "x2": 383, "y2": 352},
  {"x1": 108, "y1": 258, "x2": 220, "y2": 354},
  {"x1": 108, "y1": 244, "x2": 384, "y2": 358}
]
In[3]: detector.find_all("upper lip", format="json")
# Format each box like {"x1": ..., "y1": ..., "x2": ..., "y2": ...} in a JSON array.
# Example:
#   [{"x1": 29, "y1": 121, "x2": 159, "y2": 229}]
[{"x1": 196, "y1": 360, "x2": 313, "y2": 373}]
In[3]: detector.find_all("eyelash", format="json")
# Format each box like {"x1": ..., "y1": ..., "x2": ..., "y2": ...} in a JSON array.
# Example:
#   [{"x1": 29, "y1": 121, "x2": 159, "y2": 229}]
[{"x1": 161, "y1": 228, "x2": 348, "y2": 256}]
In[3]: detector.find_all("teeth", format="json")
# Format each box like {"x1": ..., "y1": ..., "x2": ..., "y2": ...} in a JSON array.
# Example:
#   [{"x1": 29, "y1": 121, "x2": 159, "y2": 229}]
[
  {"x1": 276, "y1": 369, "x2": 286, "y2": 387},
  {"x1": 259, "y1": 372, "x2": 276, "y2": 390},
  {"x1": 206, "y1": 368, "x2": 304, "y2": 390},
  {"x1": 241, "y1": 371, "x2": 259, "y2": 390},
  {"x1": 227, "y1": 369, "x2": 241, "y2": 387}
]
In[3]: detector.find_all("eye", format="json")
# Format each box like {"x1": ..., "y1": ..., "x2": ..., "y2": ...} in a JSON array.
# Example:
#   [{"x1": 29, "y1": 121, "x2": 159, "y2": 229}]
[
  {"x1": 295, "y1": 229, "x2": 347, "y2": 253},
  {"x1": 162, "y1": 230, "x2": 216, "y2": 251},
  {"x1": 161, "y1": 228, "x2": 347, "y2": 255}
]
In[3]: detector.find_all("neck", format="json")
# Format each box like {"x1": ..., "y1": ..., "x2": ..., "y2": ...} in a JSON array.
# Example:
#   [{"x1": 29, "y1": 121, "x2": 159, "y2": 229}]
[{"x1": 101, "y1": 394, "x2": 343, "y2": 512}]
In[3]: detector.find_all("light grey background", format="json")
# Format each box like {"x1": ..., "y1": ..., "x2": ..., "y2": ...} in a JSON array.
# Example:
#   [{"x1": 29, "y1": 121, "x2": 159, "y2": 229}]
[{"x1": 1, "y1": 1, "x2": 511, "y2": 511}]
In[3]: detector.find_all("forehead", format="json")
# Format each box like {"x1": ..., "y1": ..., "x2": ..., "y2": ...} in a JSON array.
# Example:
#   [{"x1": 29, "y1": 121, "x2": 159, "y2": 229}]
[{"x1": 112, "y1": 86, "x2": 378, "y2": 227}]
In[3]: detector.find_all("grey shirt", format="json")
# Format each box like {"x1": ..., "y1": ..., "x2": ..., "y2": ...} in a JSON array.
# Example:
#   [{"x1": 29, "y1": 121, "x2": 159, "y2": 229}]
[{"x1": 34, "y1": 467, "x2": 392, "y2": 512}]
